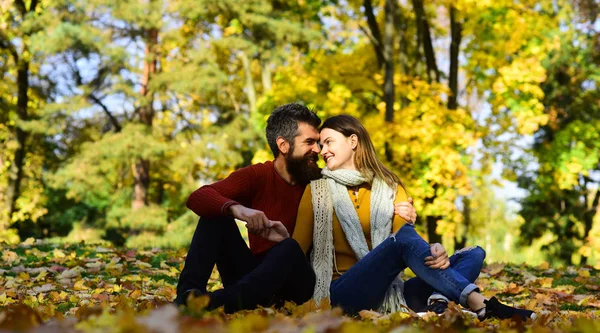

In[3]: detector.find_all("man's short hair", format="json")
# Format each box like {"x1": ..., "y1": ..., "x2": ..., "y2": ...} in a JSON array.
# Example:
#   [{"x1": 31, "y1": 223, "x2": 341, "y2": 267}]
[{"x1": 266, "y1": 103, "x2": 321, "y2": 158}]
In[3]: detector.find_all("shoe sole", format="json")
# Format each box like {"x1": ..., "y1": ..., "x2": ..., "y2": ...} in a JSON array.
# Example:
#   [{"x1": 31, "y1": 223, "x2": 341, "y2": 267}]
[{"x1": 416, "y1": 309, "x2": 478, "y2": 319}]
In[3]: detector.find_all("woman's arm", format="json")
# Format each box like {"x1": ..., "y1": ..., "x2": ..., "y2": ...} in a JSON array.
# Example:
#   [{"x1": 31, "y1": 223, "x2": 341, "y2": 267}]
[
  {"x1": 391, "y1": 185, "x2": 449, "y2": 269},
  {"x1": 392, "y1": 185, "x2": 410, "y2": 233},
  {"x1": 292, "y1": 185, "x2": 315, "y2": 255}
]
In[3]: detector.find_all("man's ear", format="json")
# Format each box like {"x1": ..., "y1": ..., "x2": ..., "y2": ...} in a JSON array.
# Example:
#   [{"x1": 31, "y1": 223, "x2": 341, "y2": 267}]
[{"x1": 276, "y1": 136, "x2": 290, "y2": 155}]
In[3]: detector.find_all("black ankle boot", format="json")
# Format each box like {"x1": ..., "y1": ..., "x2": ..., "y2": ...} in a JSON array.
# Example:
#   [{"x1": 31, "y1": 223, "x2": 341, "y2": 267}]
[{"x1": 480, "y1": 297, "x2": 537, "y2": 321}]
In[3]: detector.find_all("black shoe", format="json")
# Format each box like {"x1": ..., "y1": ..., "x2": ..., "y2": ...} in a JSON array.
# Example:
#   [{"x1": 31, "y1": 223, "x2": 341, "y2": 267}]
[
  {"x1": 426, "y1": 299, "x2": 449, "y2": 314},
  {"x1": 481, "y1": 297, "x2": 537, "y2": 321},
  {"x1": 416, "y1": 299, "x2": 449, "y2": 317},
  {"x1": 174, "y1": 289, "x2": 205, "y2": 307}
]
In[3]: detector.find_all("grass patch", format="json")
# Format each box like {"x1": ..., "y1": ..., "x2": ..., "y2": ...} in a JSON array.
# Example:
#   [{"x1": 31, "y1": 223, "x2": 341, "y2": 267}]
[
  {"x1": 552, "y1": 277, "x2": 578, "y2": 287},
  {"x1": 560, "y1": 303, "x2": 589, "y2": 311},
  {"x1": 56, "y1": 302, "x2": 77, "y2": 313},
  {"x1": 151, "y1": 253, "x2": 169, "y2": 268},
  {"x1": 149, "y1": 273, "x2": 178, "y2": 285}
]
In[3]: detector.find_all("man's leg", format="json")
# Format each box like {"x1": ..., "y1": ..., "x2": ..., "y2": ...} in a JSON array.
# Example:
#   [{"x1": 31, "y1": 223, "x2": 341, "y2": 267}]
[
  {"x1": 175, "y1": 216, "x2": 257, "y2": 304},
  {"x1": 403, "y1": 246, "x2": 486, "y2": 312},
  {"x1": 271, "y1": 244, "x2": 316, "y2": 307},
  {"x1": 207, "y1": 238, "x2": 315, "y2": 313}
]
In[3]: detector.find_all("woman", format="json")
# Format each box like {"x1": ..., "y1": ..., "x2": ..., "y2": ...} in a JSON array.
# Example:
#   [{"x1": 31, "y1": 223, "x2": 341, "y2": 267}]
[{"x1": 272, "y1": 115, "x2": 536, "y2": 320}]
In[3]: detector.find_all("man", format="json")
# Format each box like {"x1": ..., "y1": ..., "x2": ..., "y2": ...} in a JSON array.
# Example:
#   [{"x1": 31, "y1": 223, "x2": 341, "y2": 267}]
[{"x1": 175, "y1": 103, "x2": 417, "y2": 313}]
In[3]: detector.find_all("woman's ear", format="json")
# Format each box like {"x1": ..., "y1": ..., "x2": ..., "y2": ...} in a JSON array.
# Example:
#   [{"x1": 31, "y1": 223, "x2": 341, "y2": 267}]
[
  {"x1": 349, "y1": 134, "x2": 358, "y2": 150},
  {"x1": 277, "y1": 136, "x2": 290, "y2": 155}
]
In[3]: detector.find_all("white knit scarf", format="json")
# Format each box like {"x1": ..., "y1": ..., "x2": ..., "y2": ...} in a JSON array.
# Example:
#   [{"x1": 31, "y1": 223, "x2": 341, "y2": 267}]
[{"x1": 309, "y1": 167, "x2": 408, "y2": 313}]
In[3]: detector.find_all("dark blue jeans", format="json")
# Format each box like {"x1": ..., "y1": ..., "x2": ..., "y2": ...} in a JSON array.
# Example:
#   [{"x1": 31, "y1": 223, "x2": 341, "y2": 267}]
[{"x1": 330, "y1": 224, "x2": 485, "y2": 314}]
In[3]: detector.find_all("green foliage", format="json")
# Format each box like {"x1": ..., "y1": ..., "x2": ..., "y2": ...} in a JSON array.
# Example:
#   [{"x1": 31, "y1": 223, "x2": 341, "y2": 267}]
[{"x1": 516, "y1": 9, "x2": 600, "y2": 265}]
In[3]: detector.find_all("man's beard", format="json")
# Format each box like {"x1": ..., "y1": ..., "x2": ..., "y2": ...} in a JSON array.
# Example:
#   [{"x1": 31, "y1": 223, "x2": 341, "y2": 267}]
[{"x1": 286, "y1": 151, "x2": 322, "y2": 184}]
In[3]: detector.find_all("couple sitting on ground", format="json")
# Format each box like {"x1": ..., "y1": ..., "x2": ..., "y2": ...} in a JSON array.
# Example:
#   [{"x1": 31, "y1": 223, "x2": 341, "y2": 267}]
[{"x1": 174, "y1": 103, "x2": 537, "y2": 321}]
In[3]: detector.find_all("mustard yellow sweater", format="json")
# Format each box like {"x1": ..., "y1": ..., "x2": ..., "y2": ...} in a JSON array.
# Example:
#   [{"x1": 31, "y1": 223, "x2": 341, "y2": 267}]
[{"x1": 293, "y1": 183, "x2": 408, "y2": 279}]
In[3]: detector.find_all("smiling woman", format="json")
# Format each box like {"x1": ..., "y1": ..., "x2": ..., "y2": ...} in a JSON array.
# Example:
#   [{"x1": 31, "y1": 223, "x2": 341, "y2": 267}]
[{"x1": 320, "y1": 128, "x2": 357, "y2": 171}]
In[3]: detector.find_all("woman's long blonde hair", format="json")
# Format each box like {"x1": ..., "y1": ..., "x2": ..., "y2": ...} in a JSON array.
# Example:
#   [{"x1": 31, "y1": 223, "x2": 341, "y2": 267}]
[{"x1": 320, "y1": 115, "x2": 404, "y2": 189}]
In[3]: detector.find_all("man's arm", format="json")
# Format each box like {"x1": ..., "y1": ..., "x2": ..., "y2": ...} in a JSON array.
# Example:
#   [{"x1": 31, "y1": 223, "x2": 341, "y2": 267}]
[
  {"x1": 186, "y1": 165, "x2": 271, "y2": 234},
  {"x1": 186, "y1": 165, "x2": 257, "y2": 217}
]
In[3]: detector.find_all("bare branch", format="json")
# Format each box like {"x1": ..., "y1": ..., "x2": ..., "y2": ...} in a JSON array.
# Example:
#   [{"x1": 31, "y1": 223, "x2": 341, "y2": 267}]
[{"x1": 88, "y1": 94, "x2": 122, "y2": 132}]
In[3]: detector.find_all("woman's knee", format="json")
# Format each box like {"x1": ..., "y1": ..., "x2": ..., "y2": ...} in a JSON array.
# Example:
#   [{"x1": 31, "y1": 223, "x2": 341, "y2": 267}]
[
  {"x1": 456, "y1": 245, "x2": 486, "y2": 262},
  {"x1": 392, "y1": 223, "x2": 418, "y2": 241}
]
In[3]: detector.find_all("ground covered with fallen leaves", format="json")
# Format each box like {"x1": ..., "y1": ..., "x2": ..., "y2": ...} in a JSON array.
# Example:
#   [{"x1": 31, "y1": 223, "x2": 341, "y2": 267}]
[{"x1": 1, "y1": 240, "x2": 599, "y2": 332}]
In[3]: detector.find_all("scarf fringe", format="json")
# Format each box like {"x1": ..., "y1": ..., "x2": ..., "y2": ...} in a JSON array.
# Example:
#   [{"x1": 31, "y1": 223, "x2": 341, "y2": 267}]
[{"x1": 310, "y1": 169, "x2": 408, "y2": 313}]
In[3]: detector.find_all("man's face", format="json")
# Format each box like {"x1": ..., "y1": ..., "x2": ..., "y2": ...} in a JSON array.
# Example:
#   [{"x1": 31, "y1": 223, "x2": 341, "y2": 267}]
[{"x1": 285, "y1": 122, "x2": 322, "y2": 183}]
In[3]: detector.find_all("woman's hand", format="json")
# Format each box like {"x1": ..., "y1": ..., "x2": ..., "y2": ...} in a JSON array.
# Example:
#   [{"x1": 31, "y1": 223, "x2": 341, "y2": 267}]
[
  {"x1": 255, "y1": 220, "x2": 290, "y2": 243},
  {"x1": 394, "y1": 197, "x2": 417, "y2": 225},
  {"x1": 425, "y1": 243, "x2": 450, "y2": 269}
]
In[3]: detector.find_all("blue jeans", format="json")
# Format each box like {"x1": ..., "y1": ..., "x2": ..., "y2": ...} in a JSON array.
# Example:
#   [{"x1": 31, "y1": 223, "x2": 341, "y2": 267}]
[{"x1": 330, "y1": 224, "x2": 485, "y2": 314}]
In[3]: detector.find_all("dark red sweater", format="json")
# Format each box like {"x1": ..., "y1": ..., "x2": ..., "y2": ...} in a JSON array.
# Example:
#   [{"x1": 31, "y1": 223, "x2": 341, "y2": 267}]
[{"x1": 186, "y1": 161, "x2": 307, "y2": 255}]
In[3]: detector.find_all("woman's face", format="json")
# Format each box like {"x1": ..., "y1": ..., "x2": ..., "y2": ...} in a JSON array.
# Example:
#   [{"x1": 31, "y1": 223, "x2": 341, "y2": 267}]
[{"x1": 319, "y1": 128, "x2": 357, "y2": 171}]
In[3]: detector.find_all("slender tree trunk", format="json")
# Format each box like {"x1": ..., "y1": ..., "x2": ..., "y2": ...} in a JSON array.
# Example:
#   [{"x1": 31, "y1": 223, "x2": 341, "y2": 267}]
[
  {"x1": 425, "y1": 186, "x2": 443, "y2": 244},
  {"x1": 5, "y1": 60, "x2": 30, "y2": 218},
  {"x1": 412, "y1": 0, "x2": 439, "y2": 83},
  {"x1": 363, "y1": 0, "x2": 385, "y2": 68},
  {"x1": 449, "y1": 5, "x2": 466, "y2": 249},
  {"x1": 261, "y1": 60, "x2": 272, "y2": 92},
  {"x1": 455, "y1": 196, "x2": 470, "y2": 249},
  {"x1": 132, "y1": 28, "x2": 158, "y2": 210},
  {"x1": 3, "y1": 0, "x2": 39, "y2": 220},
  {"x1": 396, "y1": 8, "x2": 412, "y2": 108},
  {"x1": 239, "y1": 51, "x2": 257, "y2": 113},
  {"x1": 383, "y1": 0, "x2": 395, "y2": 123},
  {"x1": 448, "y1": 5, "x2": 462, "y2": 110},
  {"x1": 411, "y1": 0, "x2": 445, "y2": 242},
  {"x1": 426, "y1": 217, "x2": 442, "y2": 244},
  {"x1": 383, "y1": 0, "x2": 395, "y2": 162}
]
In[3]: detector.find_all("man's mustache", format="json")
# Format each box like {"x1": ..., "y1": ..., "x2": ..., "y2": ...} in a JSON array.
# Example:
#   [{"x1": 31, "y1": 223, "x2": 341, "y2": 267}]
[{"x1": 306, "y1": 153, "x2": 319, "y2": 162}]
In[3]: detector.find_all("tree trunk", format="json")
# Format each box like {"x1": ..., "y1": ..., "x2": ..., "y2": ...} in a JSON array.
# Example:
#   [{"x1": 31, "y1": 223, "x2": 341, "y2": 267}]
[
  {"x1": 412, "y1": 0, "x2": 439, "y2": 83},
  {"x1": 132, "y1": 28, "x2": 158, "y2": 210},
  {"x1": 426, "y1": 217, "x2": 442, "y2": 244},
  {"x1": 455, "y1": 196, "x2": 470, "y2": 249},
  {"x1": 383, "y1": 0, "x2": 395, "y2": 162},
  {"x1": 411, "y1": 0, "x2": 444, "y2": 242},
  {"x1": 425, "y1": 186, "x2": 442, "y2": 244},
  {"x1": 5, "y1": 60, "x2": 30, "y2": 218},
  {"x1": 261, "y1": 60, "x2": 272, "y2": 92},
  {"x1": 449, "y1": 5, "x2": 467, "y2": 250},
  {"x1": 448, "y1": 5, "x2": 462, "y2": 110},
  {"x1": 363, "y1": 0, "x2": 385, "y2": 68},
  {"x1": 239, "y1": 51, "x2": 257, "y2": 113},
  {"x1": 3, "y1": 0, "x2": 39, "y2": 220}
]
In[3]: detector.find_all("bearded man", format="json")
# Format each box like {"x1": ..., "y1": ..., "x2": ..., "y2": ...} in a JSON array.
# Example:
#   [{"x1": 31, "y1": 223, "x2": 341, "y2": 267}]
[
  {"x1": 174, "y1": 103, "x2": 323, "y2": 312},
  {"x1": 175, "y1": 103, "x2": 415, "y2": 313}
]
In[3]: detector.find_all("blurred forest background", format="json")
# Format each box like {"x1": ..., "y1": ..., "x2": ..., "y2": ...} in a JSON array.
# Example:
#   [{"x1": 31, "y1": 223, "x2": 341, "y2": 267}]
[{"x1": 0, "y1": 0, "x2": 598, "y2": 267}]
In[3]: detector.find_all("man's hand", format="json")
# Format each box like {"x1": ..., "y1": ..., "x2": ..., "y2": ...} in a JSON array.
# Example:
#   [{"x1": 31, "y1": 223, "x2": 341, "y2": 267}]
[
  {"x1": 229, "y1": 204, "x2": 269, "y2": 235},
  {"x1": 394, "y1": 197, "x2": 417, "y2": 225},
  {"x1": 425, "y1": 243, "x2": 450, "y2": 269},
  {"x1": 259, "y1": 220, "x2": 290, "y2": 243}
]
